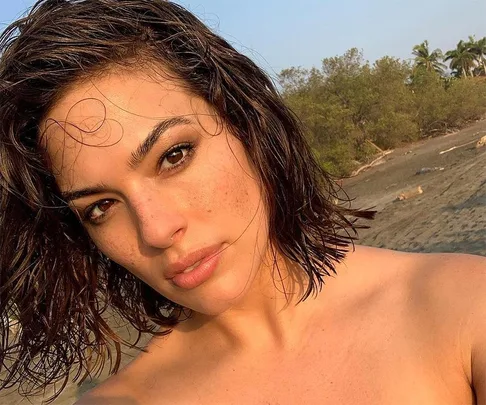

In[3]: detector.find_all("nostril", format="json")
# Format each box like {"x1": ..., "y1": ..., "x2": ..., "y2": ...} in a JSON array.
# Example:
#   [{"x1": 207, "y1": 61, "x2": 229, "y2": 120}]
[{"x1": 138, "y1": 218, "x2": 185, "y2": 250}]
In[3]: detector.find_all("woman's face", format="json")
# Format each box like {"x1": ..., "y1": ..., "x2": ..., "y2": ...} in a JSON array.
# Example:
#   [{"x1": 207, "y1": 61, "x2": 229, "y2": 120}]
[{"x1": 44, "y1": 69, "x2": 270, "y2": 315}]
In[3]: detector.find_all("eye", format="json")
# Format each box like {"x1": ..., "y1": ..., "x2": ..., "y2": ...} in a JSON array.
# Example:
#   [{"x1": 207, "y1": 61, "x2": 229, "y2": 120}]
[
  {"x1": 84, "y1": 199, "x2": 115, "y2": 224},
  {"x1": 159, "y1": 143, "x2": 195, "y2": 172}
]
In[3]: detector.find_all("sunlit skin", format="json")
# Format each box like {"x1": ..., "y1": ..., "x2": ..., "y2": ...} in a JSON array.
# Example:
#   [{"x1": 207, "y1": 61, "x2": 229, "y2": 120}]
[
  {"x1": 44, "y1": 69, "x2": 486, "y2": 405},
  {"x1": 44, "y1": 68, "x2": 311, "y2": 331}
]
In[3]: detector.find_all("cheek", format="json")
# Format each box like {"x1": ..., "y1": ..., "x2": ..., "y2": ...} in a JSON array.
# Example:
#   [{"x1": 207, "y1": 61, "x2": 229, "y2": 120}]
[
  {"x1": 189, "y1": 136, "x2": 262, "y2": 219},
  {"x1": 89, "y1": 227, "x2": 139, "y2": 271},
  {"x1": 189, "y1": 156, "x2": 261, "y2": 224}
]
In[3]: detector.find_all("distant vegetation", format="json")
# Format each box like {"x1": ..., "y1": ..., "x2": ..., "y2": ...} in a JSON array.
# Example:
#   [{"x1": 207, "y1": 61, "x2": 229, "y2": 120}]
[{"x1": 279, "y1": 36, "x2": 486, "y2": 176}]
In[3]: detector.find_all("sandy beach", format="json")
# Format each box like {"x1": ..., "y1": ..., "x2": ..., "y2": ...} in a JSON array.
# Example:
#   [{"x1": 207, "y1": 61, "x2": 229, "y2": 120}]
[
  {"x1": 344, "y1": 119, "x2": 486, "y2": 257},
  {"x1": 2, "y1": 119, "x2": 486, "y2": 405}
]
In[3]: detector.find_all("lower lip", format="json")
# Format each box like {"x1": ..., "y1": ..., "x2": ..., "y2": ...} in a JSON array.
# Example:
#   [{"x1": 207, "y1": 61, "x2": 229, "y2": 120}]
[{"x1": 171, "y1": 250, "x2": 222, "y2": 290}]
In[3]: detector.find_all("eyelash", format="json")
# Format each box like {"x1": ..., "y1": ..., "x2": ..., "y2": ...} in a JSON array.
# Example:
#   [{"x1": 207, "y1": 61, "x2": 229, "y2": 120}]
[
  {"x1": 82, "y1": 142, "x2": 196, "y2": 225},
  {"x1": 157, "y1": 142, "x2": 195, "y2": 173}
]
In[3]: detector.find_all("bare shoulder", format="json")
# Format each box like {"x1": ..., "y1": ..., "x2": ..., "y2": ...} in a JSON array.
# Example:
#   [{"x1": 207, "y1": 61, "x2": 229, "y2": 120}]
[
  {"x1": 366, "y1": 247, "x2": 486, "y2": 326},
  {"x1": 73, "y1": 333, "x2": 184, "y2": 405},
  {"x1": 412, "y1": 251, "x2": 486, "y2": 402},
  {"x1": 350, "y1": 245, "x2": 486, "y2": 311},
  {"x1": 73, "y1": 378, "x2": 140, "y2": 405},
  {"x1": 350, "y1": 247, "x2": 486, "y2": 376},
  {"x1": 373, "y1": 248, "x2": 486, "y2": 401},
  {"x1": 410, "y1": 250, "x2": 486, "y2": 316},
  {"x1": 73, "y1": 367, "x2": 143, "y2": 405},
  {"x1": 74, "y1": 394, "x2": 138, "y2": 405},
  {"x1": 344, "y1": 245, "x2": 486, "y2": 342}
]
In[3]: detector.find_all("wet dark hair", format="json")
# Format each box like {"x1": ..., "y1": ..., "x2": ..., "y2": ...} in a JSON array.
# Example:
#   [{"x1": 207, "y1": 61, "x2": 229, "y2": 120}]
[{"x1": 0, "y1": 0, "x2": 374, "y2": 400}]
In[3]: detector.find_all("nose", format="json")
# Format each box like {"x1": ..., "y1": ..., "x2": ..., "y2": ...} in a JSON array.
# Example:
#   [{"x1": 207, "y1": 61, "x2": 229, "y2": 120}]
[{"x1": 130, "y1": 190, "x2": 187, "y2": 250}]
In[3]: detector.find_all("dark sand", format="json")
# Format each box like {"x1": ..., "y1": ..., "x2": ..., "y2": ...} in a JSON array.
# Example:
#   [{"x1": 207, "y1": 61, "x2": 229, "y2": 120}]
[
  {"x1": 3, "y1": 120, "x2": 486, "y2": 404},
  {"x1": 344, "y1": 119, "x2": 486, "y2": 257}
]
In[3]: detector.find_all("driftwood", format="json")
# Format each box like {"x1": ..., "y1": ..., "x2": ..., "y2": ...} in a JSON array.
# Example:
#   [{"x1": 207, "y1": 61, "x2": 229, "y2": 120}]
[
  {"x1": 439, "y1": 138, "x2": 483, "y2": 154},
  {"x1": 366, "y1": 139, "x2": 385, "y2": 154},
  {"x1": 396, "y1": 186, "x2": 423, "y2": 201},
  {"x1": 350, "y1": 150, "x2": 393, "y2": 177},
  {"x1": 476, "y1": 135, "x2": 486, "y2": 148}
]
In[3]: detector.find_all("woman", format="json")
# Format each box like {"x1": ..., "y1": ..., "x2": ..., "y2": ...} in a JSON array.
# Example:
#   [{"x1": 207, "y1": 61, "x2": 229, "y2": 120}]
[{"x1": 1, "y1": 1, "x2": 485, "y2": 404}]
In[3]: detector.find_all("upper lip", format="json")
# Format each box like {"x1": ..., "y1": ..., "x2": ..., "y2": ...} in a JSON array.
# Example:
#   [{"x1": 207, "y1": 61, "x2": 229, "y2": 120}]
[{"x1": 164, "y1": 244, "x2": 223, "y2": 279}]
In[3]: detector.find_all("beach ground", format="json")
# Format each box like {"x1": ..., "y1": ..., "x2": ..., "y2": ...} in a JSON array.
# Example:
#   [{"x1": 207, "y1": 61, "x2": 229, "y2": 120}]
[
  {"x1": 344, "y1": 118, "x2": 486, "y2": 257},
  {"x1": 3, "y1": 119, "x2": 486, "y2": 404}
]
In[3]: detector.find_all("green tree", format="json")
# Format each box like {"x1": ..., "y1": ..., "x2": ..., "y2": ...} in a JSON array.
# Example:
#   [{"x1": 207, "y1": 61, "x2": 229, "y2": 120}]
[
  {"x1": 321, "y1": 48, "x2": 376, "y2": 143},
  {"x1": 445, "y1": 40, "x2": 477, "y2": 78},
  {"x1": 410, "y1": 69, "x2": 451, "y2": 134},
  {"x1": 278, "y1": 65, "x2": 358, "y2": 175},
  {"x1": 468, "y1": 36, "x2": 486, "y2": 76},
  {"x1": 278, "y1": 45, "x2": 486, "y2": 177},
  {"x1": 445, "y1": 77, "x2": 486, "y2": 124},
  {"x1": 366, "y1": 57, "x2": 417, "y2": 148},
  {"x1": 412, "y1": 40, "x2": 445, "y2": 74}
]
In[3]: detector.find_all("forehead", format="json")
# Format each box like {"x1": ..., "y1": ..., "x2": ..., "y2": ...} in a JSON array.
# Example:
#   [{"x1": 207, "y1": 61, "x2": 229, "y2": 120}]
[
  {"x1": 43, "y1": 69, "x2": 208, "y2": 142},
  {"x1": 42, "y1": 69, "x2": 214, "y2": 191}
]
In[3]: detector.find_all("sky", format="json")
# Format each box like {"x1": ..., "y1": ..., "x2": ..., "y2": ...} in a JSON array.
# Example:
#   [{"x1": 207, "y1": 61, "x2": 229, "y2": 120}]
[{"x1": 1, "y1": 0, "x2": 485, "y2": 79}]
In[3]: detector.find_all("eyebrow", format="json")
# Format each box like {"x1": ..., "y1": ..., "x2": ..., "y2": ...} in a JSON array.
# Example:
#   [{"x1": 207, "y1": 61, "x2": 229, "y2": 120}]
[
  {"x1": 61, "y1": 185, "x2": 108, "y2": 203},
  {"x1": 60, "y1": 116, "x2": 193, "y2": 203},
  {"x1": 128, "y1": 116, "x2": 193, "y2": 170}
]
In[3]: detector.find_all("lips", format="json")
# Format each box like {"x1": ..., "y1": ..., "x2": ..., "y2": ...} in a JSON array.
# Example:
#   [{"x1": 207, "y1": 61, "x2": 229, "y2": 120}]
[
  {"x1": 182, "y1": 260, "x2": 202, "y2": 273},
  {"x1": 164, "y1": 244, "x2": 223, "y2": 280}
]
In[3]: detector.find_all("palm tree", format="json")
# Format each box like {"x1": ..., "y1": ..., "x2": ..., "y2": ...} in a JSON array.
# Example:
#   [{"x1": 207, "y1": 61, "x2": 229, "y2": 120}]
[
  {"x1": 444, "y1": 40, "x2": 477, "y2": 78},
  {"x1": 412, "y1": 40, "x2": 445, "y2": 74},
  {"x1": 468, "y1": 36, "x2": 486, "y2": 76}
]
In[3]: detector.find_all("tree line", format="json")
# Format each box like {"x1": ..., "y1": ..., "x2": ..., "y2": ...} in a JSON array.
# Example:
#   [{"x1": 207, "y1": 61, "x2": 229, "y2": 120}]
[
  {"x1": 413, "y1": 37, "x2": 486, "y2": 77},
  {"x1": 279, "y1": 36, "x2": 486, "y2": 176}
]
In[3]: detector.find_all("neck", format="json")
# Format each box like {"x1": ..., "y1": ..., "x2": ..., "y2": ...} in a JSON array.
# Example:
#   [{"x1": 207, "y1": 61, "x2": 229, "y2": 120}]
[{"x1": 186, "y1": 250, "x2": 320, "y2": 352}]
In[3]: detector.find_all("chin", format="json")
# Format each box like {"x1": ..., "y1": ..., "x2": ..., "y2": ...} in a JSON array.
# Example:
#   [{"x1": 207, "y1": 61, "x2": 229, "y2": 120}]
[
  {"x1": 182, "y1": 271, "x2": 258, "y2": 317},
  {"x1": 191, "y1": 301, "x2": 233, "y2": 317}
]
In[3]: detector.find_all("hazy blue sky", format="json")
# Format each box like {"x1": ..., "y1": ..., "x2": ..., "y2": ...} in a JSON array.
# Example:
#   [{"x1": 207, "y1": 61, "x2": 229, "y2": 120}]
[{"x1": 1, "y1": 0, "x2": 485, "y2": 78}]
